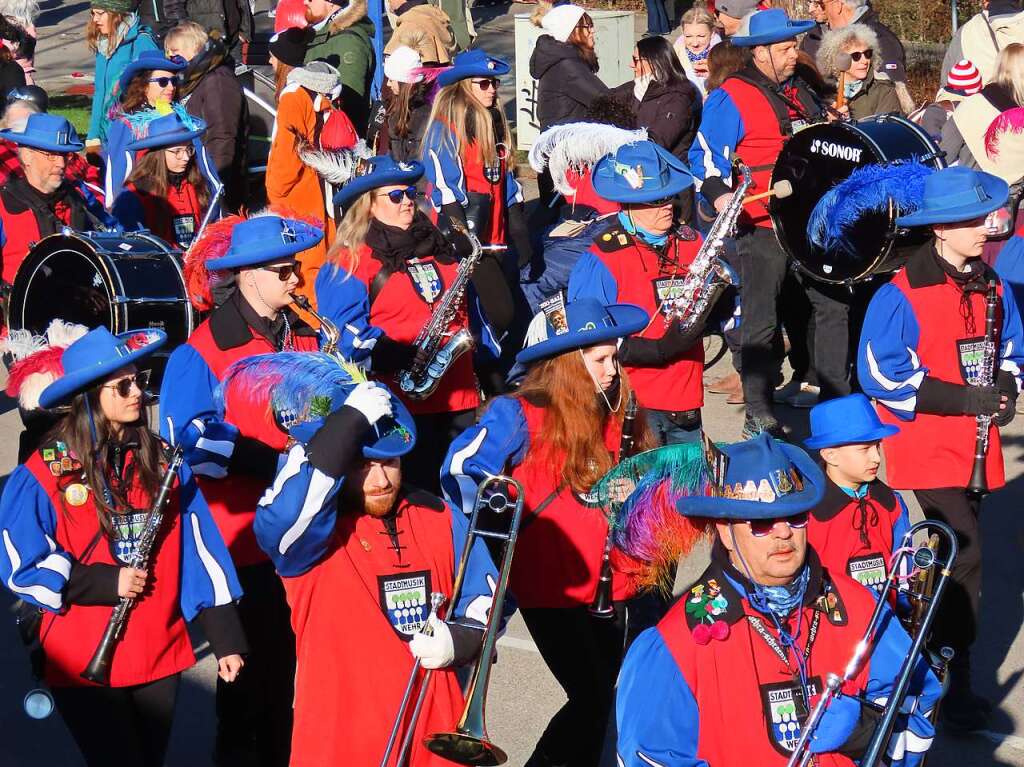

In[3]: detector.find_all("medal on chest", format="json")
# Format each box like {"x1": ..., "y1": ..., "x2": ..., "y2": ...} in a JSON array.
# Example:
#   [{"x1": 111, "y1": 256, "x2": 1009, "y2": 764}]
[
  {"x1": 110, "y1": 510, "x2": 150, "y2": 565},
  {"x1": 64, "y1": 484, "x2": 89, "y2": 506},
  {"x1": 406, "y1": 261, "x2": 444, "y2": 305},
  {"x1": 378, "y1": 569, "x2": 433, "y2": 640},
  {"x1": 652, "y1": 276, "x2": 688, "y2": 318}
]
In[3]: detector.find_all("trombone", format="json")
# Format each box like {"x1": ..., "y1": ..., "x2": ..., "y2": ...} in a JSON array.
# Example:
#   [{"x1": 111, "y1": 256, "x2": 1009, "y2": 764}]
[
  {"x1": 787, "y1": 519, "x2": 958, "y2": 767},
  {"x1": 381, "y1": 474, "x2": 524, "y2": 767}
]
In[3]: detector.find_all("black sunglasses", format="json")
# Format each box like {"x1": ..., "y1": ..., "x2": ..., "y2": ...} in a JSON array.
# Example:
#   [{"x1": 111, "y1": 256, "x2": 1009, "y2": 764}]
[
  {"x1": 148, "y1": 76, "x2": 179, "y2": 88},
  {"x1": 848, "y1": 48, "x2": 873, "y2": 62},
  {"x1": 744, "y1": 511, "x2": 810, "y2": 537},
  {"x1": 261, "y1": 262, "x2": 302, "y2": 281},
  {"x1": 378, "y1": 186, "x2": 417, "y2": 204},
  {"x1": 471, "y1": 78, "x2": 500, "y2": 91},
  {"x1": 103, "y1": 370, "x2": 151, "y2": 398}
]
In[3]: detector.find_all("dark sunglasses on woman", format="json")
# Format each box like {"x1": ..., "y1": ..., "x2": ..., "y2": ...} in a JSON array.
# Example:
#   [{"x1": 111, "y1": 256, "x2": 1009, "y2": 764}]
[
  {"x1": 743, "y1": 511, "x2": 810, "y2": 537},
  {"x1": 104, "y1": 370, "x2": 151, "y2": 398},
  {"x1": 378, "y1": 186, "x2": 418, "y2": 204},
  {"x1": 148, "y1": 76, "x2": 179, "y2": 88},
  {"x1": 471, "y1": 78, "x2": 500, "y2": 91},
  {"x1": 848, "y1": 49, "x2": 873, "y2": 62},
  {"x1": 261, "y1": 262, "x2": 302, "y2": 281}
]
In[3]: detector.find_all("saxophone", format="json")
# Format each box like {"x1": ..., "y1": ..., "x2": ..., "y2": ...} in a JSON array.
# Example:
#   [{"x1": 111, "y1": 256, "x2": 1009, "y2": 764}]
[
  {"x1": 292, "y1": 293, "x2": 341, "y2": 355},
  {"x1": 664, "y1": 162, "x2": 753, "y2": 330}
]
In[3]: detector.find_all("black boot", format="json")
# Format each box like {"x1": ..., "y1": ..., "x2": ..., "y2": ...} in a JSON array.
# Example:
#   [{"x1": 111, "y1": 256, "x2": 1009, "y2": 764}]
[{"x1": 940, "y1": 660, "x2": 991, "y2": 733}]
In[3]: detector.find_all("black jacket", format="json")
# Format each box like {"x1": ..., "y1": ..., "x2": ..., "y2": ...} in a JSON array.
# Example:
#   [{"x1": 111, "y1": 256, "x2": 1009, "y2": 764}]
[
  {"x1": 529, "y1": 35, "x2": 610, "y2": 130},
  {"x1": 612, "y1": 78, "x2": 701, "y2": 161}
]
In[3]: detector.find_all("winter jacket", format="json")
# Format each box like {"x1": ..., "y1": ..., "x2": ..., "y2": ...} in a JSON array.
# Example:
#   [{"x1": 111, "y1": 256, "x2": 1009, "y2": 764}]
[
  {"x1": 799, "y1": 21, "x2": 826, "y2": 60},
  {"x1": 529, "y1": 35, "x2": 610, "y2": 130},
  {"x1": 384, "y1": 0, "x2": 455, "y2": 65},
  {"x1": 942, "y1": 83, "x2": 1018, "y2": 171},
  {"x1": 185, "y1": 0, "x2": 254, "y2": 48},
  {"x1": 853, "y1": 7, "x2": 906, "y2": 83},
  {"x1": 386, "y1": 98, "x2": 432, "y2": 163},
  {"x1": 612, "y1": 77, "x2": 701, "y2": 161},
  {"x1": 87, "y1": 16, "x2": 159, "y2": 143},
  {"x1": 135, "y1": 0, "x2": 183, "y2": 42},
  {"x1": 304, "y1": 1, "x2": 375, "y2": 135},
  {"x1": 0, "y1": 59, "x2": 25, "y2": 101},
  {"x1": 941, "y1": 8, "x2": 1024, "y2": 85},
  {"x1": 846, "y1": 69, "x2": 903, "y2": 120}
]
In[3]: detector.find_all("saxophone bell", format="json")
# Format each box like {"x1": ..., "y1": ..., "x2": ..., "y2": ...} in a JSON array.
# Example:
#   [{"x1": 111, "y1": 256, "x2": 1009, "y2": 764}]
[{"x1": 291, "y1": 293, "x2": 341, "y2": 355}]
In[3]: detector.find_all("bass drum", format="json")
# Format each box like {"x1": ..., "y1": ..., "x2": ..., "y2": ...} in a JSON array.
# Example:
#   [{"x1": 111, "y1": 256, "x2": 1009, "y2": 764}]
[
  {"x1": 7, "y1": 231, "x2": 195, "y2": 390},
  {"x1": 769, "y1": 115, "x2": 945, "y2": 284}
]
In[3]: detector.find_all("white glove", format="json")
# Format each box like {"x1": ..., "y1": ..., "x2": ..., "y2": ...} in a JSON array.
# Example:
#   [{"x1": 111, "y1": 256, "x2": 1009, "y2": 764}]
[
  {"x1": 409, "y1": 614, "x2": 455, "y2": 669},
  {"x1": 343, "y1": 381, "x2": 393, "y2": 426}
]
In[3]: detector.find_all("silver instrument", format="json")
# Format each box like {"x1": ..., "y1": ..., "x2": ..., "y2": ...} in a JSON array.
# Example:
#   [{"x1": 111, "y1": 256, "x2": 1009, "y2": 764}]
[{"x1": 291, "y1": 293, "x2": 341, "y2": 356}]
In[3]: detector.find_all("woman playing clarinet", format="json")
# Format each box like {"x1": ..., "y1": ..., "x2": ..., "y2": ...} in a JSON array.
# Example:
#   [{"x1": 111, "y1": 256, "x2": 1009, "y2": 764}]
[
  {"x1": 441, "y1": 296, "x2": 654, "y2": 767},
  {"x1": 0, "y1": 324, "x2": 244, "y2": 767}
]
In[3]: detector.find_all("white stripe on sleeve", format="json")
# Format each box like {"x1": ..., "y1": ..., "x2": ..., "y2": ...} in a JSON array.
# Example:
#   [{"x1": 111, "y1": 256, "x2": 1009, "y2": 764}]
[
  {"x1": 278, "y1": 468, "x2": 337, "y2": 556},
  {"x1": 2, "y1": 530, "x2": 63, "y2": 611},
  {"x1": 189, "y1": 514, "x2": 231, "y2": 605}
]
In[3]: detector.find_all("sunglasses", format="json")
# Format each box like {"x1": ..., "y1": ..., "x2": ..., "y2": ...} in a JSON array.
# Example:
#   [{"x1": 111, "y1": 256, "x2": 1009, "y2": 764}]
[
  {"x1": 148, "y1": 76, "x2": 179, "y2": 88},
  {"x1": 377, "y1": 186, "x2": 417, "y2": 204},
  {"x1": 261, "y1": 262, "x2": 302, "y2": 281},
  {"x1": 103, "y1": 370, "x2": 151, "y2": 398},
  {"x1": 743, "y1": 511, "x2": 810, "y2": 537},
  {"x1": 848, "y1": 48, "x2": 873, "y2": 62},
  {"x1": 471, "y1": 78, "x2": 499, "y2": 91}
]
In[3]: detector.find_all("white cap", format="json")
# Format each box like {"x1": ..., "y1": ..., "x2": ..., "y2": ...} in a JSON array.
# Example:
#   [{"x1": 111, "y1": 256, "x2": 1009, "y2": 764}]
[
  {"x1": 383, "y1": 46, "x2": 424, "y2": 84},
  {"x1": 541, "y1": 4, "x2": 587, "y2": 43}
]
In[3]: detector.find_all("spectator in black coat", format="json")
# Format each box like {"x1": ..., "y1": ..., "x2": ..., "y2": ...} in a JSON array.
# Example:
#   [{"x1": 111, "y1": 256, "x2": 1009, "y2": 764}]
[
  {"x1": 0, "y1": 45, "x2": 25, "y2": 102},
  {"x1": 165, "y1": 21, "x2": 247, "y2": 210}
]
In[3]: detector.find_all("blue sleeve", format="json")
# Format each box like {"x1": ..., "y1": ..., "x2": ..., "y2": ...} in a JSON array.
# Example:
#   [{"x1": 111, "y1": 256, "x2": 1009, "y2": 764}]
[
  {"x1": 103, "y1": 119, "x2": 132, "y2": 210},
  {"x1": 688, "y1": 88, "x2": 745, "y2": 201},
  {"x1": 177, "y1": 461, "x2": 243, "y2": 620},
  {"x1": 567, "y1": 250, "x2": 620, "y2": 304},
  {"x1": 857, "y1": 283, "x2": 927, "y2": 421},
  {"x1": 422, "y1": 120, "x2": 468, "y2": 210},
  {"x1": 254, "y1": 442, "x2": 345, "y2": 577},
  {"x1": 194, "y1": 136, "x2": 224, "y2": 213},
  {"x1": 314, "y1": 263, "x2": 385, "y2": 366},
  {"x1": 0, "y1": 466, "x2": 72, "y2": 613},
  {"x1": 616, "y1": 627, "x2": 709, "y2": 767},
  {"x1": 440, "y1": 396, "x2": 529, "y2": 517},
  {"x1": 111, "y1": 190, "x2": 146, "y2": 232},
  {"x1": 891, "y1": 494, "x2": 911, "y2": 561},
  {"x1": 998, "y1": 277, "x2": 1024, "y2": 393},
  {"x1": 468, "y1": 289, "x2": 502, "y2": 358},
  {"x1": 505, "y1": 168, "x2": 524, "y2": 208},
  {"x1": 158, "y1": 344, "x2": 240, "y2": 479},
  {"x1": 448, "y1": 503, "x2": 499, "y2": 625}
]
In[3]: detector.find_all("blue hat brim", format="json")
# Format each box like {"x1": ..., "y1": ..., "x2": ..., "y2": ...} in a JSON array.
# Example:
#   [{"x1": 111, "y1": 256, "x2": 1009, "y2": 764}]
[
  {"x1": 289, "y1": 395, "x2": 418, "y2": 459},
  {"x1": 206, "y1": 228, "x2": 324, "y2": 271},
  {"x1": 332, "y1": 163, "x2": 424, "y2": 209},
  {"x1": 516, "y1": 304, "x2": 649, "y2": 365},
  {"x1": 677, "y1": 440, "x2": 826, "y2": 519},
  {"x1": 803, "y1": 423, "x2": 899, "y2": 450},
  {"x1": 436, "y1": 59, "x2": 511, "y2": 88},
  {"x1": 895, "y1": 173, "x2": 1009, "y2": 227},
  {"x1": 731, "y1": 19, "x2": 816, "y2": 46},
  {"x1": 591, "y1": 146, "x2": 694, "y2": 203},
  {"x1": 127, "y1": 128, "x2": 204, "y2": 152},
  {"x1": 38, "y1": 330, "x2": 167, "y2": 410},
  {"x1": 0, "y1": 130, "x2": 84, "y2": 153}
]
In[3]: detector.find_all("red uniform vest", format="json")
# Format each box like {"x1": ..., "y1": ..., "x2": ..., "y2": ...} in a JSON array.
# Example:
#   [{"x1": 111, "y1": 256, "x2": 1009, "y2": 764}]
[
  {"x1": 188, "y1": 319, "x2": 319, "y2": 566},
  {"x1": 660, "y1": 557, "x2": 872, "y2": 766},
  {"x1": 877, "y1": 270, "x2": 1005, "y2": 490},
  {"x1": 125, "y1": 180, "x2": 204, "y2": 249},
  {"x1": 282, "y1": 495, "x2": 464, "y2": 767},
  {"x1": 0, "y1": 191, "x2": 73, "y2": 284},
  {"x1": 348, "y1": 244, "x2": 480, "y2": 415},
  {"x1": 28, "y1": 444, "x2": 194, "y2": 688},
  {"x1": 589, "y1": 228, "x2": 705, "y2": 412},
  {"x1": 460, "y1": 137, "x2": 508, "y2": 246},
  {"x1": 508, "y1": 398, "x2": 638, "y2": 609}
]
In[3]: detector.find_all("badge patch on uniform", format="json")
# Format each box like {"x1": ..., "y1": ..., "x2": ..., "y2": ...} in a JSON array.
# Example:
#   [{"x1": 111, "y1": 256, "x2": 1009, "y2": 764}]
[
  {"x1": 111, "y1": 510, "x2": 149, "y2": 564},
  {"x1": 957, "y1": 336, "x2": 987, "y2": 385},
  {"x1": 378, "y1": 570, "x2": 432, "y2": 640},
  {"x1": 760, "y1": 677, "x2": 821, "y2": 756},
  {"x1": 407, "y1": 262, "x2": 444, "y2": 304},
  {"x1": 815, "y1": 577, "x2": 848, "y2": 625},
  {"x1": 847, "y1": 553, "x2": 887, "y2": 593},
  {"x1": 652, "y1": 276, "x2": 688, "y2": 318},
  {"x1": 64, "y1": 484, "x2": 89, "y2": 507},
  {"x1": 173, "y1": 214, "x2": 197, "y2": 248}
]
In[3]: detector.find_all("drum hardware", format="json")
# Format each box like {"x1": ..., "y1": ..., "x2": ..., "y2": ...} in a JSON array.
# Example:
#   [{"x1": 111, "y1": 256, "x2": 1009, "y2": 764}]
[{"x1": 23, "y1": 688, "x2": 54, "y2": 720}]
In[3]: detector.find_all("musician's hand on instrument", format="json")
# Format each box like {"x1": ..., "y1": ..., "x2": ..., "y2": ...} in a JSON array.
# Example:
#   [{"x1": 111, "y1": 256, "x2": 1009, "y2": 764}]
[
  {"x1": 118, "y1": 567, "x2": 148, "y2": 599},
  {"x1": 808, "y1": 694, "x2": 860, "y2": 754},
  {"x1": 344, "y1": 381, "x2": 393, "y2": 426},
  {"x1": 994, "y1": 371, "x2": 1018, "y2": 426},
  {"x1": 964, "y1": 384, "x2": 1003, "y2": 416},
  {"x1": 409, "y1": 615, "x2": 455, "y2": 669},
  {"x1": 713, "y1": 193, "x2": 735, "y2": 214},
  {"x1": 217, "y1": 654, "x2": 244, "y2": 683}
]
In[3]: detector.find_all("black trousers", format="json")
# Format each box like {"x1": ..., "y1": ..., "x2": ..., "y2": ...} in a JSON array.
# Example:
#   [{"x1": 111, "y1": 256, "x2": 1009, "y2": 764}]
[
  {"x1": 800, "y1": 276, "x2": 854, "y2": 401},
  {"x1": 405, "y1": 408, "x2": 477, "y2": 494},
  {"x1": 215, "y1": 562, "x2": 295, "y2": 767},
  {"x1": 913, "y1": 488, "x2": 982, "y2": 668},
  {"x1": 53, "y1": 673, "x2": 179, "y2": 767},
  {"x1": 780, "y1": 272, "x2": 814, "y2": 385},
  {"x1": 521, "y1": 603, "x2": 628, "y2": 767}
]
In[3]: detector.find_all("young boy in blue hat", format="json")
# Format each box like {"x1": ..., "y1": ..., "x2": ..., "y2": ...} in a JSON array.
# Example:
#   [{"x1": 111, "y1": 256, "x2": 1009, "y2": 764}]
[
  {"x1": 804, "y1": 394, "x2": 909, "y2": 595},
  {"x1": 859, "y1": 165, "x2": 1024, "y2": 730}
]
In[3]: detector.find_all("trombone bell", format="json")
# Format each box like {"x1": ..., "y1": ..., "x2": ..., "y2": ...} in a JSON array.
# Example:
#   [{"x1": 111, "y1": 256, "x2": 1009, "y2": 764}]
[{"x1": 424, "y1": 733, "x2": 508, "y2": 766}]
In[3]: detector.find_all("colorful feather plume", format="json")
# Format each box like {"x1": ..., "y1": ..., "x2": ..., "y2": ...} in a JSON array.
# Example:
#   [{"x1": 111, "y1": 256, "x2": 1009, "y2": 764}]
[
  {"x1": 806, "y1": 160, "x2": 935, "y2": 258},
  {"x1": 984, "y1": 106, "x2": 1024, "y2": 161},
  {"x1": 1, "y1": 319, "x2": 88, "y2": 410},
  {"x1": 528, "y1": 122, "x2": 648, "y2": 196},
  {"x1": 298, "y1": 138, "x2": 374, "y2": 185}
]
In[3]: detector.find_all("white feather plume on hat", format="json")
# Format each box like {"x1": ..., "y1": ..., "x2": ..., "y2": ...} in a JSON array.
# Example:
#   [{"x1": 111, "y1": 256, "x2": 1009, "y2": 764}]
[
  {"x1": 1, "y1": 319, "x2": 89, "y2": 410},
  {"x1": 298, "y1": 139, "x2": 375, "y2": 185},
  {"x1": 529, "y1": 122, "x2": 648, "y2": 196}
]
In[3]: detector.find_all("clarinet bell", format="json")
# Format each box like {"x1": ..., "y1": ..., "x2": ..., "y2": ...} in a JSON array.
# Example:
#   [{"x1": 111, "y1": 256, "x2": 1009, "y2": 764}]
[{"x1": 23, "y1": 688, "x2": 54, "y2": 719}]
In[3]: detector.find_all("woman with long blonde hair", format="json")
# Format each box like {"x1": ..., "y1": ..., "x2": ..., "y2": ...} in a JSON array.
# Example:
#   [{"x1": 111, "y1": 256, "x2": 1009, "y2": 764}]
[{"x1": 442, "y1": 296, "x2": 655, "y2": 767}]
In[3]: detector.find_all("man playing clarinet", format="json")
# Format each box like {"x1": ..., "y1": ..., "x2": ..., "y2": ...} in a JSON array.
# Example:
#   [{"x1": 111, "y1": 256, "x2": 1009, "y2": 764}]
[{"x1": 858, "y1": 166, "x2": 1024, "y2": 732}]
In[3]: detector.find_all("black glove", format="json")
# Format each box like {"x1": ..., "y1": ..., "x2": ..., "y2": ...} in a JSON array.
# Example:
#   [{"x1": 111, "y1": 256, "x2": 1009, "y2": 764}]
[
  {"x1": 370, "y1": 335, "x2": 417, "y2": 374},
  {"x1": 507, "y1": 202, "x2": 534, "y2": 269},
  {"x1": 439, "y1": 203, "x2": 474, "y2": 259},
  {"x1": 619, "y1": 321, "x2": 699, "y2": 367},
  {"x1": 917, "y1": 377, "x2": 1001, "y2": 416},
  {"x1": 994, "y1": 370, "x2": 1018, "y2": 427}
]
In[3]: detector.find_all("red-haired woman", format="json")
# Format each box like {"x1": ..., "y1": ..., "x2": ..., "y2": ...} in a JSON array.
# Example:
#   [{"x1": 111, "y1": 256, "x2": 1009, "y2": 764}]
[{"x1": 441, "y1": 296, "x2": 654, "y2": 767}]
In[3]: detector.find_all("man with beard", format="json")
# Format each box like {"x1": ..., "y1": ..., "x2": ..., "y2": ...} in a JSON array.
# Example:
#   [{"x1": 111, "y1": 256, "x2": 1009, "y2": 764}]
[
  {"x1": 0, "y1": 114, "x2": 112, "y2": 288},
  {"x1": 248, "y1": 360, "x2": 497, "y2": 767}
]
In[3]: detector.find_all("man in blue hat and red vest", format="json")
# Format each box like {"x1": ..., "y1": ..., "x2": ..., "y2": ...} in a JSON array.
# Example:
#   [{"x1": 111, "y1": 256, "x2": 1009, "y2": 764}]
[
  {"x1": 858, "y1": 165, "x2": 1024, "y2": 731},
  {"x1": 158, "y1": 214, "x2": 324, "y2": 766},
  {"x1": 569, "y1": 140, "x2": 725, "y2": 445},
  {"x1": 245, "y1": 357, "x2": 497, "y2": 767},
  {"x1": 689, "y1": 9, "x2": 826, "y2": 438},
  {"x1": 615, "y1": 434, "x2": 940, "y2": 766}
]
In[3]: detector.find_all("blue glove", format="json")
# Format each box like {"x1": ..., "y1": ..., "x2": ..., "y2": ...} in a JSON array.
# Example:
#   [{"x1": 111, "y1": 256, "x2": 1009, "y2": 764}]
[
  {"x1": 809, "y1": 695, "x2": 861, "y2": 754},
  {"x1": 181, "y1": 418, "x2": 239, "y2": 479}
]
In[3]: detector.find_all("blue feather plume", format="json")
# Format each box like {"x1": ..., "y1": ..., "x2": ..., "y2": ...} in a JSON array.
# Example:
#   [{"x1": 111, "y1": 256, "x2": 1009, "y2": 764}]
[{"x1": 806, "y1": 160, "x2": 935, "y2": 258}]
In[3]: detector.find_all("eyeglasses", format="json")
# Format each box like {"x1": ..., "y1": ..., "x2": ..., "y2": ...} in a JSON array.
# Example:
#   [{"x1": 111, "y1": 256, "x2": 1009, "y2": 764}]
[
  {"x1": 148, "y1": 76, "x2": 179, "y2": 88},
  {"x1": 848, "y1": 48, "x2": 873, "y2": 62},
  {"x1": 471, "y1": 78, "x2": 499, "y2": 91},
  {"x1": 261, "y1": 262, "x2": 302, "y2": 281},
  {"x1": 377, "y1": 186, "x2": 417, "y2": 204},
  {"x1": 743, "y1": 511, "x2": 810, "y2": 537},
  {"x1": 165, "y1": 145, "x2": 195, "y2": 159},
  {"x1": 103, "y1": 370, "x2": 150, "y2": 398}
]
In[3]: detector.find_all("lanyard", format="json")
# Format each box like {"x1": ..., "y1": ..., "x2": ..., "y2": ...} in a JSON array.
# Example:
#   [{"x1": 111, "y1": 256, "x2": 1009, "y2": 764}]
[{"x1": 747, "y1": 608, "x2": 820, "y2": 672}]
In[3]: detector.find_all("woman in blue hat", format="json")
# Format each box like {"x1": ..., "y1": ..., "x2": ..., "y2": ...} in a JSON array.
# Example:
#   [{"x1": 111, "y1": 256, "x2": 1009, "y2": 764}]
[
  {"x1": 112, "y1": 110, "x2": 216, "y2": 249},
  {"x1": 442, "y1": 296, "x2": 655, "y2": 767},
  {"x1": 858, "y1": 165, "x2": 1024, "y2": 731},
  {"x1": 421, "y1": 49, "x2": 533, "y2": 263},
  {"x1": 0, "y1": 324, "x2": 245, "y2": 766}
]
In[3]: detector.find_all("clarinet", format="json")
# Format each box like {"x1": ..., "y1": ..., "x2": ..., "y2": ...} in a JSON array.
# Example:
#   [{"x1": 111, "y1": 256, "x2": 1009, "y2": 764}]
[
  {"x1": 967, "y1": 279, "x2": 1000, "y2": 496},
  {"x1": 81, "y1": 446, "x2": 185, "y2": 685},
  {"x1": 589, "y1": 392, "x2": 639, "y2": 619}
]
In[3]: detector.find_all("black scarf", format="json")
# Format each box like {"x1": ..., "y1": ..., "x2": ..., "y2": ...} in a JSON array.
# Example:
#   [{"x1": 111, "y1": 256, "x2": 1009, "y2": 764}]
[
  {"x1": 932, "y1": 247, "x2": 988, "y2": 290},
  {"x1": 364, "y1": 211, "x2": 455, "y2": 273},
  {"x1": 178, "y1": 38, "x2": 227, "y2": 100}
]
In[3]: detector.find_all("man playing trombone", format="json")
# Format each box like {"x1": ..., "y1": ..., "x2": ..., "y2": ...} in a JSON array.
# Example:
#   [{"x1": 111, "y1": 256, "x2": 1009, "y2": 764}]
[{"x1": 615, "y1": 434, "x2": 940, "y2": 767}]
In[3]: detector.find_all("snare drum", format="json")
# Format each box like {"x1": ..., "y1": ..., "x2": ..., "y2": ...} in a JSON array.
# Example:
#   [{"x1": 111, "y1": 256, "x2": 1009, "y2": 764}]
[
  {"x1": 769, "y1": 115, "x2": 945, "y2": 284},
  {"x1": 6, "y1": 231, "x2": 195, "y2": 389}
]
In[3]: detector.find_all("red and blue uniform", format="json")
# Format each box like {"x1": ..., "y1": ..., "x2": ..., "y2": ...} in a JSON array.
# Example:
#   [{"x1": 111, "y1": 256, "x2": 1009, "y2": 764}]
[{"x1": 112, "y1": 178, "x2": 206, "y2": 249}]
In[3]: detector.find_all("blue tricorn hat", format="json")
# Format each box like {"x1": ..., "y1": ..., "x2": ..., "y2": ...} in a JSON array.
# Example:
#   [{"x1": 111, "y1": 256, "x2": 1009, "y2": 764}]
[
  {"x1": 117, "y1": 50, "x2": 186, "y2": 94},
  {"x1": 679, "y1": 433, "x2": 825, "y2": 519},
  {"x1": 895, "y1": 166, "x2": 1009, "y2": 227},
  {"x1": 804, "y1": 393, "x2": 899, "y2": 449},
  {"x1": 332, "y1": 155, "x2": 424, "y2": 209},
  {"x1": 206, "y1": 215, "x2": 324, "y2": 271},
  {"x1": 126, "y1": 111, "x2": 206, "y2": 152},
  {"x1": 592, "y1": 141, "x2": 694, "y2": 204},
  {"x1": 730, "y1": 9, "x2": 816, "y2": 47},
  {"x1": 39, "y1": 326, "x2": 166, "y2": 409},
  {"x1": 0, "y1": 113, "x2": 84, "y2": 153},
  {"x1": 516, "y1": 296, "x2": 649, "y2": 365},
  {"x1": 437, "y1": 49, "x2": 510, "y2": 88}
]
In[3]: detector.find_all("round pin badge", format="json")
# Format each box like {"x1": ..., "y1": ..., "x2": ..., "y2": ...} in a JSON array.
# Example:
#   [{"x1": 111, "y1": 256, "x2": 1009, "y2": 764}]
[{"x1": 65, "y1": 484, "x2": 89, "y2": 507}]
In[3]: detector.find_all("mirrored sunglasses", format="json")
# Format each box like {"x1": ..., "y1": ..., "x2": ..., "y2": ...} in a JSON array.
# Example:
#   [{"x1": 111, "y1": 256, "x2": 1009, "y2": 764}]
[
  {"x1": 744, "y1": 511, "x2": 810, "y2": 537},
  {"x1": 104, "y1": 370, "x2": 151, "y2": 398}
]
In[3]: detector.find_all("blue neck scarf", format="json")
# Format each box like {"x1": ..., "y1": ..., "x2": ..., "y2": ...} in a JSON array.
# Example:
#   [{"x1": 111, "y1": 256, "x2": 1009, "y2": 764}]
[
  {"x1": 725, "y1": 564, "x2": 810, "y2": 619},
  {"x1": 618, "y1": 211, "x2": 668, "y2": 248},
  {"x1": 838, "y1": 482, "x2": 869, "y2": 499}
]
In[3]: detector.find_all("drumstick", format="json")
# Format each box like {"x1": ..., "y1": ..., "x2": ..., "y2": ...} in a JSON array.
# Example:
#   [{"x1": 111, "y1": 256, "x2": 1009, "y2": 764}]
[
  {"x1": 742, "y1": 180, "x2": 793, "y2": 206},
  {"x1": 837, "y1": 71, "x2": 847, "y2": 110}
]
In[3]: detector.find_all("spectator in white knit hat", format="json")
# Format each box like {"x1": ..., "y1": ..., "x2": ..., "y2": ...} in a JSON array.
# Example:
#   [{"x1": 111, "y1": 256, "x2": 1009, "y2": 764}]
[
  {"x1": 909, "y1": 59, "x2": 983, "y2": 141},
  {"x1": 369, "y1": 45, "x2": 433, "y2": 161}
]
